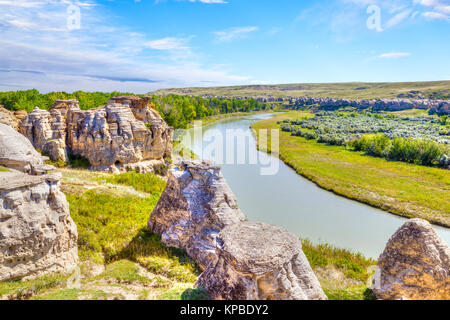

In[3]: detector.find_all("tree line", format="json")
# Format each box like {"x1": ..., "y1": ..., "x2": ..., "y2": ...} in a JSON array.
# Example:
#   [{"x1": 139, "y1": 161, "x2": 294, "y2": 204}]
[{"x1": 0, "y1": 89, "x2": 272, "y2": 129}]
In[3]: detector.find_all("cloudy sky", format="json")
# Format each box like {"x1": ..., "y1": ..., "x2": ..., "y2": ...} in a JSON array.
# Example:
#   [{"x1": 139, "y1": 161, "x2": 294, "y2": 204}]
[{"x1": 0, "y1": 0, "x2": 448, "y2": 93}]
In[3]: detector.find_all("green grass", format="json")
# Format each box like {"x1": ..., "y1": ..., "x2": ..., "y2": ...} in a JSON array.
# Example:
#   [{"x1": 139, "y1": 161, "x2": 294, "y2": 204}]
[
  {"x1": 0, "y1": 165, "x2": 10, "y2": 172},
  {"x1": 95, "y1": 260, "x2": 151, "y2": 285},
  {"x1": 96, "y1": 171, "x2": 167, "y2": 195},
  {"x1": 153, "y1": 81, "x2": 450, "y2": 100},
  {"x1": 0, "y1": 273, "x2": 70, "y2": 299},
  {"x1": 301, "y1": 239, "x2": 377, "y2": 300},
  {"x1": 252, "y1": 111, "x2": 450, "y2": 227},
  {"x1": 301, "y1": 239, "x2": 375, "y2": 283},
  {"x1": 66, "y1": 170, "x2": 199, "y2": 283},
  {"x1": 116, "y1": 229, "x2": 200, "y2": 283}
]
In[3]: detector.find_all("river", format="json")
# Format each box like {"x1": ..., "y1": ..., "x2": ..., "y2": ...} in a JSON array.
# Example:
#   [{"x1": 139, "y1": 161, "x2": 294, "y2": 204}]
[{"x1": 180, "y1": 113, "x2": 450, "y2": 259}]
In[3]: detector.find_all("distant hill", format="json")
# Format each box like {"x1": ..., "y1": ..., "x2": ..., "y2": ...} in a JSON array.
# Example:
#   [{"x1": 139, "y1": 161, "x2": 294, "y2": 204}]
[{"x1": 152, "y1": 81, "x2": 450, "y2": 100}]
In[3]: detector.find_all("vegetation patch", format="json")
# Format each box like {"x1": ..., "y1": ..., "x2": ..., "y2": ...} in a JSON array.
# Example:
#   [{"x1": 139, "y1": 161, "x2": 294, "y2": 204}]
[
  {"x1": 252, "y1": 111, "x2": 450, "y2": 227},
  {"x1": 96, "y1": 171, "x2": 166, "y2": 195},
  {"x1": 301, "y1": 239, "x2": 377, "y2": 300}
]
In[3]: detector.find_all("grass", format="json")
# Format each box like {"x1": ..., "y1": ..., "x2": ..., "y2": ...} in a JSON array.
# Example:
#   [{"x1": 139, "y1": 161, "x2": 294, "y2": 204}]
[
  {"x1": 0, "y1": 169, "x2": 206, "y2": 301},
  {"x1": 301, "y1": 239, "x2": 377, "y2": 300},
  {"x1": 252, "y1": 111, "x2": 450, "y2": 227},
  {"x1": 0, "y1": 165, "x2": 10, "y2": 172},
  {"x1": 0, "y1": 273, "x2": 70, "y2": 299},
  {"x1": 96, "y1": 171, "x2": 167, "y2": 195},
  {"x1": 153, "y1": 81, "x2": 450, "y2": 100}
]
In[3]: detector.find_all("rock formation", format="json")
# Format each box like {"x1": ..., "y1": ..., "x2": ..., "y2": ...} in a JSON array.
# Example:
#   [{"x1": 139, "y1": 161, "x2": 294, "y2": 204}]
[
  {"x1": 19, "y1": 97, "x2": 173, "y2": 173},
  {"x1": 201, "y1": 94, "x2": 449, "y2": 114},
  {"x1": 429, "y1": 101, "x2": 450, "y2": 116},
  {"x1": 373, "y1": 218, "x2": 450, "y2": 300},
  {"x1": 196, "y1": 222, "x2": 327, "y2": 300},
  {"x1": 0, "y1": 123, "x2": 78, "y2": 281},
  {"x1": 148, "y1": 160, "x2": 245, "y2": 269},
  {"x1": 0, "y1": 106, "x2": 20, "y2": 130},
  {"x1": 149, "y1": 160, "x2": 326, "y2": 300}
]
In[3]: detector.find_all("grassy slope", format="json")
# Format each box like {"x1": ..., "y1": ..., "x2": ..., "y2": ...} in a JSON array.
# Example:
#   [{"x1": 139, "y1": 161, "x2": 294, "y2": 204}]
[
  {"x1": 153, "y1": 81, "x2": 450, "y2": 100},
  {"x1": 251, "y1": 111, "x2": 450, "y2": 227},
  {"x1": 0, "y1": 169, "x2": 206, "y2": 300}
]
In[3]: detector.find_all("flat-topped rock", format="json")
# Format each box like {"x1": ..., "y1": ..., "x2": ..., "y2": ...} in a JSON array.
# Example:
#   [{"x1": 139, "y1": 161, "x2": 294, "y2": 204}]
[
  {"x1": 0, "y1": 170, "x2": 61, "y2": 192},
  {"x1": 196, "y1": 222, "x2": 327, "y2": 300},
  {"x1": 373, "y1": 218, "x2": 450, "y2": 300},
  {"x1": 218, "y1": 222, "x2": 304, "y2": 274}
]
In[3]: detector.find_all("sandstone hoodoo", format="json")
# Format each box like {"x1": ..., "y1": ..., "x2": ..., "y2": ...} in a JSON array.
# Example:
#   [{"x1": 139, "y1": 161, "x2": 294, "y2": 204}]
[
  {"x1": 0, "y1": 123, "x2": 78, "y2": 281},
  {"x1": 373, "y1": 218, "x2": 450, "y2": 300},
  {"x1": 148, "y1": 160, "x2": 246, "y2": 269},
  {"x1": 196, "y1": 222, "x2": 327, "y2": 300},
  {"x1": 19, "y1": 96, "x2": 173, "y2": 173}
]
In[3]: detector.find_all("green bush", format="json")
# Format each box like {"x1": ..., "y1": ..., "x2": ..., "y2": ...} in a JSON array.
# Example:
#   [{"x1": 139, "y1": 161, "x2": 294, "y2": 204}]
[{"x1": 348, "y1": 133, "x2": 448, "y2": 167}]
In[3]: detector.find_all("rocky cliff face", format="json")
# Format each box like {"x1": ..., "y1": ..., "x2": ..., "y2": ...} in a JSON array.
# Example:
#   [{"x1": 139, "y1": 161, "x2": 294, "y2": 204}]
[
  {"x1": 284, "y1": 97, "x2": 447, "y2": 113},
  {"x1": 19, "y1": 97, "x2": 173, "y2": 173},
  {"x1": 196, "y1": 222, "x2": 327, "y2": 300},
  {"x1": 373, "y1": 218, "x2": 449, "y2": 300},
  {"x1": 148, "y1": 160, "x2": 246, "y2": 269},
  {"x1": 0, "y1": 123, "x2": 78, "y2": 281},
  {"x1": 148, "y1": 160, "x2": 327, "y2": 300}
]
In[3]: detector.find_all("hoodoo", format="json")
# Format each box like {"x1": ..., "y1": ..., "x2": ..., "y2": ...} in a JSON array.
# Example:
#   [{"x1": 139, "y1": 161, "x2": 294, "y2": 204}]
[{"x1": 19, "y1": 96, "x2": 173, "y2": 173}]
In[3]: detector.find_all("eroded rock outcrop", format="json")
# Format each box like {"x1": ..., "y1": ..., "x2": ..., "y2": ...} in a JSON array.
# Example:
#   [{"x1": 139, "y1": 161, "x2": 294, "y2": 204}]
[
  {"x1": 196, "y1": 222, "x2": 327, "y2": 300},
  {"x1": 373, "y1": 218, "x2": 450, "y2": 300},
  {"x1": 429, "y1": 101, "x2": 450, "y2": 116},
  {"x1": 0, "y1": 123, "x2": 78, "y2": 281},
  {"x1": 148, "y1": 160, "x2": 245, "y2": 269},
  {"x1": 148, "y1": 160, "x2": 326, "y2": 300},
  {"x1": 19, "y1": 97, "x2": 173, "y2": 173}
]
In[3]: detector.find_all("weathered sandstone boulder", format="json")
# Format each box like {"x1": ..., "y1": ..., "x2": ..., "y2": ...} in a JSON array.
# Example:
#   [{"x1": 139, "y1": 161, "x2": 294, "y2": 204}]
[
  {"x1": 0, "y1": 106, "x2": 20, "y2": 130},
  {"x1": 373, "y1": 218, "x2": 450, "y2": 300},
  {"x1": 148, "y1": 160, "x2": 245, "y2": 269},
  {"x1": 0, "y1": 123, "x2": 47, "y2": 174},
  {"x1": 196, "y1": 222, "x2": 327, "y2": 300},
  {"x1": 0, "y1": 123, "x2": 78, "y2": 281},
  {"x1": 19, "y1": 97, "x2": 173, "y2": 173}
]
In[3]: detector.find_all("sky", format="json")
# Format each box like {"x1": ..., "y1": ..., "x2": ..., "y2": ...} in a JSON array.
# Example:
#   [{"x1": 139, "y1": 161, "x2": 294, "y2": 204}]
[{"x1": 0, "y1": 0, "x2": 448, "y2": 93}]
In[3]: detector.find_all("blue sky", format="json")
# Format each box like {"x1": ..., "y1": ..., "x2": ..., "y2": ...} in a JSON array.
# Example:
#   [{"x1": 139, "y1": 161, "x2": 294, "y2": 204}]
[{"x1": 0, "y1": 0, "x2": 448, "y2": 93}]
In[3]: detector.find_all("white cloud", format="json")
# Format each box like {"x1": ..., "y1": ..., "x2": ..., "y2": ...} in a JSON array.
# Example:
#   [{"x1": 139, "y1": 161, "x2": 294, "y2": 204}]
[
  {"x1": 144, "y1": 37, "x2": 191, "y2": 51},
  {"x1": 0, "y1": 0, "x2": 252, "y2": 92},
  {"x1": 212, "y1": 26, "x2": 259, "y2": 42},
  {"x1": 385, "y1": 9, "x2": 412, "y2": 28},
  {"x1": 422, "y1": 11, "x2": 449, "y2": 19},
  {"x1": 190, "y1": 0, "x2": 227, "y2": 3},
  {"x1": 378, "y1": 52, "x2": 411, "y2": 59}
]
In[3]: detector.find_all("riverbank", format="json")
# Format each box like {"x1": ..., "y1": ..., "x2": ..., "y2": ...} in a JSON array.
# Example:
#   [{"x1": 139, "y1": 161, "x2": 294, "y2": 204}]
[
  {"x1": 187, "y1": 110, "x2": 278, "y2": 129},
  {"x1": 251, "y1": 111, "x2": 450, "y2": 228}
]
